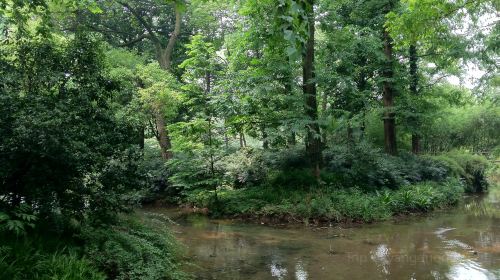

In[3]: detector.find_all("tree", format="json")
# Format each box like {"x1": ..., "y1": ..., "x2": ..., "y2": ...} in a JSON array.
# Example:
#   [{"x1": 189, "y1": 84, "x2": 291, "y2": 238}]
[
  {"x1": 276, "y1": 0, "x2": 323, "y2": 176},
  {"x1": 409, "y1": 44, "x2": 420, "y2": 154},
  {"x1": 73, "y1": 0, "x2": 185, "y2": 159},
  {"x1": 301, "y1": 0, "x2": 323, "y2": 176},
  {"x1": 164, "y1": 34, "x2": 228, "y2": 199},
  {"x1": 381, "y1": 0, "x2": 399, "y2": 155},
  {"x1": 316, "y1": 5, "x2": 383, "y2": 150},
  {"x1": 386, "y1": 0, "x2": 497, "y2": 154},
  {"x1": 137, "y1": 62, "x2": 182, "y2": 160},
  {"x1": 0, "y1": 31, "x2": 145, "y2": 224}
]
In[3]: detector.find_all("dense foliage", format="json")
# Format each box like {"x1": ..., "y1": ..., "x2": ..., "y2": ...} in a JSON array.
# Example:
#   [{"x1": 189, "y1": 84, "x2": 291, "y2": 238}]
[
  {"x1": 0, "y1": 236, "x2": 105, "y2": 280},
  {"x1": 185, "y1": 179, "x2": 464, "y2": 223},
  {"x1": 0, "y1": 0, "x2": 498, "y2": 278},
  {"x1": 80, "y1": 214, "x2": 187, "y2": 280},
  {"x1": 0, "y1": 33, "x2": 144, "y2": 226}
]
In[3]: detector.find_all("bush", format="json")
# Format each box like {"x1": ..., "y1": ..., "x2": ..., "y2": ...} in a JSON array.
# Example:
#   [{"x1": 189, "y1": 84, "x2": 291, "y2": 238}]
[
  {"x1": 185, "y1": 179, "x2": 464, "y2": 223},
  {"x1": 388, "y1": 180, "x2": 463, "y2": 213},
  {"x1": 422, "y1": 103, "x2": 500, "y2": 154},
  {"x1": 80, "y1": 214, "x2": 188, "y2": 280},
  {"x1": 220, "y1": 147, "x2": 269, "y2": 188},
  {"x1": 0, "y1": 34, "x2": 147, "y2": 227},
  {"x1": 0, "y1": 204, "x2": 37, "y2": 236},
  {"x1": 0, "y1": 237, "x2": 104, "y2": 280},
  {"x1": 171, "y1": 146, "x2": 319, "y2": 199},
  {"x1": 262, "y1": 147, "x2": 321, "y2": 189},
  {"x1": 0, "y1": 212, "x2": 188, "y2": 280},
  {"x1": 269, "y1": 168, "x2": 318, "y2": 189},
  {"x1": 139, "y1": 138, "x2": 172, "y2": 203},
  {"x1": 323, "y1": 142, "x2": 449, "y2": 190},
  {"x1": 329, "y1": 188, "x2": 391, "y2": 222},
  {"x1": 431, "y1": 150, "x2": 489, "y2": 192}
]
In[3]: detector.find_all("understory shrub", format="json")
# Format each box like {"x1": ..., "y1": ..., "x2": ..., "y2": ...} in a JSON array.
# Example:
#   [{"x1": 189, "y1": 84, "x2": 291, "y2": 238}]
[
  {"x1": 431, "y1": 150, "x2": 489, "y2": 192},
  {"x1": 140, "y1": 139, "x2": 172, "y2": 203},
  {"x1": 323, "y1": 142, "x2": 450, "y2": 190},
  {"x1": 388, "y1": 180, "x2": 463, "y2": 213},
  {"x1": 0, "y1": 213, "x2": 188, "y2": 280},
  {"x1": 220, "y1": 147, "x2": 269, "y2": 188},
  {"x1": 80, "y1": 214, "x2": 188, "y2": 280},
  {"x1": 172, "y1": 142, "x2": 488, "y2": 202},
  {"x1": 0, "y1": 236, "x2": 104, "y2": 280},
  {"x1": 268, "y1": 168, "x2": 319, "y2": 189},
  {"x1": 185, "y1": 179, "x2": 464, "y2": 222}
]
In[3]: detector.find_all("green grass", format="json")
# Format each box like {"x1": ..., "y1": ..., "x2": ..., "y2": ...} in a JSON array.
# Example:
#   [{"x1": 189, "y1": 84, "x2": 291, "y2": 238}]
[{"x1": 184, "y1": 179, "x2": 465, "y2": 223}]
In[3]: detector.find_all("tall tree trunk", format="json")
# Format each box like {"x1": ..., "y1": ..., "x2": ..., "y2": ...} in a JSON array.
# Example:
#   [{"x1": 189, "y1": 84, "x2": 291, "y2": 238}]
[
  {"x1": 155, "y1": 4, "x2": 182, "y2": 160},
  {"x1": 287, "y1": 132, "x2": 296, "y2": 147},
  {"x1": 382, "y1": 28, "x2": 397, "y2": 155},
  {"x1": 303, "y1": 0, "x2": 322, "y2": 178},
  {"x1": 139, "y1": 126, "x2": 145, "y2": 150},
  {"x1": 360, "y1": 114, "x2": 366, "y2": 140},
  {"x1": 321, "y1": 90, "x2": 328, "y2": 144},
  {"x1": 347, "y1": 117, "x2": 354, "y2": 151},
  {"x1": 262, "y1": 125, "x2": 269, "y2": 149},
  {"x1": 224, "y1": 130, "x2": 229, "y2": 149},
  {"x1": 116, "y1": 0, "x2": 181, "y2": 160},
  {"x1": 357, "y1": 72, "x2": 367, "y2": 141},
  {"x1": 207, "y1": 118, "x2": 218, "y2": 202},
  {"x1": 205, "y1": 71, "x2": 211, "y2": 94},
  {"x1": 155, "y1": 105, "x2": 173, "y2": 159},
  {"x1": 159, "y1": 5, "x2": 181, "y2": 71},
  {"x1": 409, "y1": 44, "x2": 420, "y2": 154},
  {"x1": 283, "y1": 66, "x2": 296, "y2": 147}
]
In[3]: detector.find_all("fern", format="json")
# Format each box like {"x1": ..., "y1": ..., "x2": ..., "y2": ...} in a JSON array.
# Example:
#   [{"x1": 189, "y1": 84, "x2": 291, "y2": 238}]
[{"x1": 0, "y1": 205, "x2": 37, "y2": 236}]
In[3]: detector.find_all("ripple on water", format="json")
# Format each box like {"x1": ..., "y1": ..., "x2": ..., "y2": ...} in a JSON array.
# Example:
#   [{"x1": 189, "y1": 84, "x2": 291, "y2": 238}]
[
  {"x1": 435, "y1": 227, "x2": 456, "y2": 237},
  {"x1": 447, "y1": 260, "x2": 498, "y2": 280}
]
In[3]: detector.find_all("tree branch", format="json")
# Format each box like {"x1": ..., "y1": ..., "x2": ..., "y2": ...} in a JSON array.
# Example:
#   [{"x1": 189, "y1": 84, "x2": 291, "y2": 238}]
[
  {"x1": 118, "y1": 33, "x2": 151, "y2": 47},
  {"x1": 163, "y1": 3, "x2": 181, "y2": 71},
  {"x1": 116, "y1": 0, "x2": 162, "y2": 45}
]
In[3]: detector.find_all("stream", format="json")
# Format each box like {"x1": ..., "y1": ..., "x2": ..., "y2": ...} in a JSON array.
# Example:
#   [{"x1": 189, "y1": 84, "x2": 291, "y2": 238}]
[{"x1": 145, "y1": 186, "x2": 500, "y2": 280}]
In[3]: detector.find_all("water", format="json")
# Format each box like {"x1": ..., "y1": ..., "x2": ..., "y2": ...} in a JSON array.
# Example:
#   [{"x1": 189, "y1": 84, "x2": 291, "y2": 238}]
[{"x1": 145, "y1": 186, "x2": 500, "y2": 280}]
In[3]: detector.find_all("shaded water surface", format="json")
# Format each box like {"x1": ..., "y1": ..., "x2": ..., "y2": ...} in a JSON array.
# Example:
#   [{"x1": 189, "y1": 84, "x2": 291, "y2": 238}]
[{"x1": 146, "y1": 187, "x2": 500, "y2": 280}]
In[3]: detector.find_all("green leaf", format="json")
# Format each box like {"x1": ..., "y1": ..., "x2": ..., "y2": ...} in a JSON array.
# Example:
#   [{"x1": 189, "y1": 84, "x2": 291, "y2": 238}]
[{"x1": 286, "y1": 46, "x2": 297, "y2": 57}]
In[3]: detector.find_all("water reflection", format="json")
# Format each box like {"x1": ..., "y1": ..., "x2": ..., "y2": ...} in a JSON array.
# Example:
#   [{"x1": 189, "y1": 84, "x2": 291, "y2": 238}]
[
  {"x1": 447, "y1": 258, "x2": 497, "y2": 280},
  {"x1": 144, "y1": 186, "x2": 500, "y2": 280},
  {"x1": 371, "y1": 244, "x2": 390, "y2": 275},
  {"x1": 269, "y1": 262, "x2": 287, "y2": 279},
  {"x1": 294, "y1": 260, "x2": 308, "y2": 280},
  {"x1": 269, "y1": 253, "x2": 287, "y2": 279}
]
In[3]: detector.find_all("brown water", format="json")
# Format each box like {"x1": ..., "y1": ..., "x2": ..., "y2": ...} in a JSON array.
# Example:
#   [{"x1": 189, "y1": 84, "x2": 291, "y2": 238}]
[{"x1": 146, "y1": 186, "x2": 500, "y2": 280}]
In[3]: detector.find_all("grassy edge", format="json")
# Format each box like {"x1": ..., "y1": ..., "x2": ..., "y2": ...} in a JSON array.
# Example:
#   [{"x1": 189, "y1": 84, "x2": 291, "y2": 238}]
[{"x1": 182, "y1": 179, "x2": 465, "y2": 224}]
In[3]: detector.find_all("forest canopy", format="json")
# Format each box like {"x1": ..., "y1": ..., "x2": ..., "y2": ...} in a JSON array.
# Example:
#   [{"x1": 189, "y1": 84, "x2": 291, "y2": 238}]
[{"x1": 0, "y1": 0, "x2": 498, "y2": 279}]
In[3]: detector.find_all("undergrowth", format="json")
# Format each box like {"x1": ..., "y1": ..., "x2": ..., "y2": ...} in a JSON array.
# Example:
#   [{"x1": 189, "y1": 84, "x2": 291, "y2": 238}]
[
  {"x1": 0, "y1": 236, "x2": 105, "y2": 280},
  {"x1": 184, "y1": 179, "x2": 464, "y2": 223},
  {"x1": 80, "y1": 214, "x2": 189, "y2": 280}
]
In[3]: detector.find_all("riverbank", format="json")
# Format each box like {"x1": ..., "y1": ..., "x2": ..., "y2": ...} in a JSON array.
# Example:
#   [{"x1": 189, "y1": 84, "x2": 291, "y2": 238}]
[
  {"x1": 148, "y1": 183, "x2": 500, "y2": 280},
  {"x1": 161, "y1": 148, "x2": 495, "y2": 226},
  {"x1": 181, "y1": 179, "x2": 466, "y2": 224}
]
